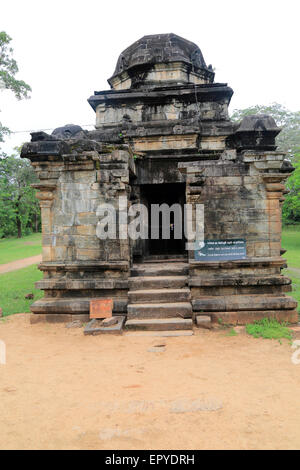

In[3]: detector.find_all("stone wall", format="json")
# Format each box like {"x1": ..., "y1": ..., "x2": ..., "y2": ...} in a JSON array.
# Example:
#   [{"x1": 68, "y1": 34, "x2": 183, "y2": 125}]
[
  {"x1": 21, "y1": 137, "x2": 134, "y2": 320},
  {"x1": 179, "y1": 150, "x2": 298, "y2": 325}
]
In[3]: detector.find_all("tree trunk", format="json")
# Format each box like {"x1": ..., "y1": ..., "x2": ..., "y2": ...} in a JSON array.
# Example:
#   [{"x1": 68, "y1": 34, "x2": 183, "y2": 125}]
[
  {"x1": 16, "y1": 215, "x2": 22, "y2": 238},
  {"x1": 15, "y1": 198, "x2": 22, "y2": 238}
]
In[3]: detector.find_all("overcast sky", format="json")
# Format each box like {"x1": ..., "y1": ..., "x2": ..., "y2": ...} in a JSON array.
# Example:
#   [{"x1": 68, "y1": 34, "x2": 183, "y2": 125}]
[{"x1": 1, "y1": 0, "x2": 299, "y2": 153}]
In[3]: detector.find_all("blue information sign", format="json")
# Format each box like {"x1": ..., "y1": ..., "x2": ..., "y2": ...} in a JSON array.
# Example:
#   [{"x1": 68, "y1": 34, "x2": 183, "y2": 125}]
[{"x1": 194, "y1": 239, "x2": 247, "y2": 261}]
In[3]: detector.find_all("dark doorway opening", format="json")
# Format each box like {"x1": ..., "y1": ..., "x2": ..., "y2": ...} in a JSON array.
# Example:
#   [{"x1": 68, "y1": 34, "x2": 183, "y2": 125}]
[{"x1": 141, "y1": 183, "x2": 186, "y2": 257}]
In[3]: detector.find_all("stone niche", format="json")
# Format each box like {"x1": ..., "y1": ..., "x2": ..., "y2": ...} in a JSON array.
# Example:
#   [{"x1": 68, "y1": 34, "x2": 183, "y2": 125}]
[{"x1": 21, "y1": 33, "x2": 298, "y2": 325}]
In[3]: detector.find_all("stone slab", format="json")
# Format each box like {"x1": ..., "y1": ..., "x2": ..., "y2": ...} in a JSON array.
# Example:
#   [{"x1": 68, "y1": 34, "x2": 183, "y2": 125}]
[
  {"x1": 129, "y1": 276, "x2": 187, "y2": 289},
  {"x1": 206, "y1": 310, "x2": 299, "y2": 325},
  {"x1": 124, "y1": 330, "x2": 194, "y2": 337},
  {"x1": 102, "y1": 317, "x2": 118, "y2": 327},
  {"x1": 30, "y1": 313, "x2": 90, "y2": 324},
  {"x1": 192, "y1": 295, "x2": 297, "y2": 312},
  {"x1": 128, "y1": 288, "x2": 190, "y2": 304},
  {"x1": 84, "y1": 316, "x2": 126, "y2": 335},
  {"x1": 127, "y1": 302, "x2": 192, "y2": 319},
  {"x1": 196, "y1": 315, "x2": 212, "y2": 329},
  {"x1": 125, "y1": 317, "x2": 193, "y2": 331},
  {"x1": 131, "y1": 263, "x2": 188, "y2": 277}
]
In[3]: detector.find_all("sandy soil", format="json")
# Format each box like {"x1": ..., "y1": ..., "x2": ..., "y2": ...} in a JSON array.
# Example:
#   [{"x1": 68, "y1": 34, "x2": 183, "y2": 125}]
[
  {"x1": 0, "y1": 314, "x2": 300, "y2": 450},
  {"x1": 0, "y1": 255, "x2": 42, "y2": 274}
]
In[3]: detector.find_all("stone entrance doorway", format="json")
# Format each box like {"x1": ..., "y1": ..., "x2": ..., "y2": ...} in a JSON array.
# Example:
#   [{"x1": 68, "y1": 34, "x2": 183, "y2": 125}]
[{"x1": 140, "y1": 183, "x2": 186, "y2": 258}]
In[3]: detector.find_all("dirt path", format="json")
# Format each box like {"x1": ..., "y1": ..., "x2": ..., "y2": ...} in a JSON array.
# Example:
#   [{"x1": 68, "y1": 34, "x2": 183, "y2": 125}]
[
  {"x1": 287, "y1": 267, "x2": 300, "y2": 276},
  {"x1": 0, "y1": 255, "x2": 42, "y2": 274},
  {"x1": 0, "y1": 314, "x2": 300, "y2": 450}
]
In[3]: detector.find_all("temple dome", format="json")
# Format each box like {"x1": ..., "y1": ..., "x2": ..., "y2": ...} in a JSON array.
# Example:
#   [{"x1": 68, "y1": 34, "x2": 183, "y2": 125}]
[{"x1": 108, "y1": 33, "x2": 214, "y2": 90}]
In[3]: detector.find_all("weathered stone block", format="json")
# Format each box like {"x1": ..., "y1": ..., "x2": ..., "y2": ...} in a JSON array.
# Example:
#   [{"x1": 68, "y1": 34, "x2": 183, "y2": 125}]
[{"x1": 196, "y1": 315, "x2": 212, "y2": 329}]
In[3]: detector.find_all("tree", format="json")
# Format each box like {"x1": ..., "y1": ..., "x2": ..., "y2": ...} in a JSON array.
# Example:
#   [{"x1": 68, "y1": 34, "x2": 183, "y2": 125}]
[
  {"x1": 231, "y1": 103, "x2": 300, "y2": 160},
  {"x1": 282, "y1": 153, "x2": 300, "y2": 225},
  {"x1": 0, "y1": 31, "x2": 31, "y2": 144},
  {"x1": 0, "y1": 151, "x2": 40, "y2": 238}
]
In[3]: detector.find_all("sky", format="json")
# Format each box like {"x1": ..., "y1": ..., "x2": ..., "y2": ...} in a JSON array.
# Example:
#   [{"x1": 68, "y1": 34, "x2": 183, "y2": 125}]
[{"x1": 1, "y1": 0, "x2": 300, "y2": 153}]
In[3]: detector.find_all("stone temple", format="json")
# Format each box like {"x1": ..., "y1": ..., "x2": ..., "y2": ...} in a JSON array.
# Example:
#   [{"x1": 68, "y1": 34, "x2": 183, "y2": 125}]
[{"x1": 21, "y1": 33, "x2": 298, "y2": 329}]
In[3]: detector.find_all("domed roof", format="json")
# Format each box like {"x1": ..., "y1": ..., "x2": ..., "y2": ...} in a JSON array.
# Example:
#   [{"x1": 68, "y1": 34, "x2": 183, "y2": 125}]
[{"x1": 109, "y1": 33, "x2": 213, "y2": 83}]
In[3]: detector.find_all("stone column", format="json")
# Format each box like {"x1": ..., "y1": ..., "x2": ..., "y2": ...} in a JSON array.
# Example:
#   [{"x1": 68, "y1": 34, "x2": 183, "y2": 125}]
[
  {"x1": 32, "y1": 183, "x2": 56, "y2": 262},
  {"x1": 178, "y1": 162, "x2": 205, "y2": 263},
  {"x1": 242, "y1": 151, "x2": 292, "y2": 258}
]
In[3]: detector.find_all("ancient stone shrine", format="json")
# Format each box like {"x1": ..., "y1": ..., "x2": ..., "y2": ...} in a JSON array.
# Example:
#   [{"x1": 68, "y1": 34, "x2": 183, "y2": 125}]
[{"x1": 21, "y1": 33, "x2": 298, "y2": 329}]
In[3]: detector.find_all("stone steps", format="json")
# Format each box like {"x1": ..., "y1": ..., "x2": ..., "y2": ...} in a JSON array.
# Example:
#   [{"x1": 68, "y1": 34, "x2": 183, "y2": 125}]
[
  {"x1": 128, "y1": 288, "x2": 191, "y2": 304},
  {"x1": 127, "y1": 262, "x2": 192, "y2": 329},
  {"x1": 127, "y1": 302, "x2": 192, "y2": 319},
  {"x1": 131, "y1": 262, "x2": 188, "y2": 277},
  {"x1": 125, "y1": 317, "x2": 193, "y2": 331},
  {"x1": 129, "y1": 275, "x2": 187, "y2": 290}
]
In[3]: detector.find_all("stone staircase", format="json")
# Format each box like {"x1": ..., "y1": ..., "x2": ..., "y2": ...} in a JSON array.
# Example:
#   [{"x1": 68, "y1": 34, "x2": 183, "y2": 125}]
[{"x1": 125, "y1": 261, "x2": 193, "y2": 335}]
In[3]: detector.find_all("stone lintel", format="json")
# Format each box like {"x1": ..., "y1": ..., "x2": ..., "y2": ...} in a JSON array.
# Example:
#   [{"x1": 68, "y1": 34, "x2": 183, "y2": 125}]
[
  {"x1": 31, "y1": 183, "x2": 57, "y2": 191},
  {"x1": 178, "y1": 162, "x2": 206, "y2": 174}
]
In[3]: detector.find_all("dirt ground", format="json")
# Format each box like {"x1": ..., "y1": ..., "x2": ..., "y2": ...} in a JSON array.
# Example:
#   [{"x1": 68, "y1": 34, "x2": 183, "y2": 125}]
[
  {"x1": 0, "y1": 314, "x2": 300, "y2": 450},
  {"x1": 0, "y1": 255, "x2": 42, "y2": 274}
]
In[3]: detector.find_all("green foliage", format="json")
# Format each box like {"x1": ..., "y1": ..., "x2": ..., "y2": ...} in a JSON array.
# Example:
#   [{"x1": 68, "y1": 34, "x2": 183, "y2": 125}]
[
  {"x1": 0, "y1": 31, "x2": 31, "y2": 99},
  {"x1": 227, "y1": 328, "x2": 238, "y2": 336},
  {"x1": 0, "y1": 31, "x2": 31, "y2": 144},
  {"x1": 0, "y1": 122, "x2": 10, "y2": 144},
  {"x1": 0, "y1": 151, "x2": 41, "y2": 238},
  {"x1": 246, "y1": 318, "x2": 292, "y2": 341},
  {"x1": 231, "y1": 103, "x2": 300, "y2": 160},
  {"x1": 0, "y1": 233, "x2": 41, "y2": 264},
  {"x1": 0, "y1": 264, "x2": 43, "y2": 316},
  {"x1": 282, "y1": 154, "x2": 300, "y2": 224}
]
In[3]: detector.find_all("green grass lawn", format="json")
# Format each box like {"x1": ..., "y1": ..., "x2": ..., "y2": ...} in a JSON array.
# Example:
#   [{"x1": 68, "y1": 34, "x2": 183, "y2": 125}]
[
  {"x1": 285, "y1": 272, "x2": 300, "y2": 311},
  {"x1": 0, "y1": 233, "x2": 42, "y2": 264},
  {"x1": 0, "y1": 264, "x2": 43, "y2": 317},
  {"x1": 282, "y1": 225, "x2": 300, "y2": 268},
  {"x1": 282, "y1": 225, "x2": 300, "y2": 315}
]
